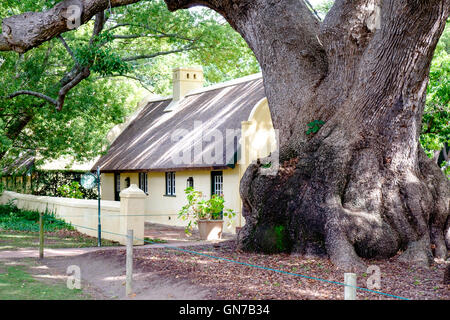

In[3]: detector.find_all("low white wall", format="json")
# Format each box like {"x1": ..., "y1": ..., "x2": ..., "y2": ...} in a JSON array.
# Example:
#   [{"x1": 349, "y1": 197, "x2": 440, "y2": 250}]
[{"x1": 0, "y1": 191, "x2": 125, "y2": 244}]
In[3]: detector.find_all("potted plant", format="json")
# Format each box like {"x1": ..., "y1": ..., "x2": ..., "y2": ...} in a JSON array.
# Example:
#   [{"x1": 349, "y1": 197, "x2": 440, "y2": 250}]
[{"x1": 178, "y1": 187, "x2": 236, "y2": 240}]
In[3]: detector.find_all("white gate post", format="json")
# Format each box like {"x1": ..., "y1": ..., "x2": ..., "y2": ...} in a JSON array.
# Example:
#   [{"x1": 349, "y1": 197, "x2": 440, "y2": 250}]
[
  {"x1": 344, "y1": 273, "x2": 357, "y2": 300},
  {"x1": 119, "y1": 184, "x2": 146, "y2": 245}
]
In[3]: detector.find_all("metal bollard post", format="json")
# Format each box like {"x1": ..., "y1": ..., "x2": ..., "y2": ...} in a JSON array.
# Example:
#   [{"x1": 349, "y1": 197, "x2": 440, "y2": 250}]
[
  {"x1": 344, "y1": 273, "x2": 357, "y2": 300},
  {"x1": 126, "y1": 229, "x2": 133, "y2": 297}
]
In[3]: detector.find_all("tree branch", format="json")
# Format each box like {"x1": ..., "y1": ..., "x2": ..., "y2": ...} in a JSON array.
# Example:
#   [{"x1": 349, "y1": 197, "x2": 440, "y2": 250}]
[
  {"x1": 7, "y1": 91, "x2": 58, "y2": 106},
  {"x1": 122, "y1": 46, "x2": 199, "y2": 62},
  {"x1": 57, "y1": 67, "x2": 91, "y2": 110},
  {"x1": 100, "y1": 74, "x2": 154, "y2": 92},
  {"x1": 90, "y1": 11, "x2": 107, "y2": 45},
  {"x1": 58, "y1": 35, "x2": 79, "y2": 65},
  {"x1": 0, "y1": 35, "x2": 10, "y2": 51},
  {"x1": 111, "y1": 33, "x2": 189, "y2": 40},
  {"x1": 304, "y1": 0, "x2": 322, "y2": 21},
  {"x1": 105, "y1": 22, "x2": 197, "y2": 42},
  {"x1": 0, "y1": 0, "x2": 143, "y2": 53},
  {"x1": 56, "y1": 12, "x2": 105, "y2": 109},
  {"x1": 6, "y1": 8, "x2": 101, "y2": 111}
]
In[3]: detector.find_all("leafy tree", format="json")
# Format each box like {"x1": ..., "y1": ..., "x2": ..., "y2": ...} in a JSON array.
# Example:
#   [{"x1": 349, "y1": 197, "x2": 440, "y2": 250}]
[
  {"x1": 311, "y1": 0, "x2": 334, "y2": 18},
  {"x1": 421, "y1": 22, "x2": 449, "y2": 176},
  {"x1": 57, "y1": 181, "x2": 84, "y2": 199},
  {"x1": 161, "y1": 0, "x2": 450, "y2": 270},
  {"x1": 0, "y1": 0, "x2": 259, "y2": 167}
]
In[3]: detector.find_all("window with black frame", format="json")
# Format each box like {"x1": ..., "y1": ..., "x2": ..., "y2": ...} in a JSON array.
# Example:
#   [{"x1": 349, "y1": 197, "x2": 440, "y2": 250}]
[
  {"x1": 186, "y1": 177, "x2": 194, "y2": 189},
  {"x1": 165, "y1": 172, "x2": 176, "y2": 196},
  {"x1": 211, "y1": 171, "x2": 224, "y2": 218},
  {"x1": 139, "y1": 172, "x2": 148, "y2": 194},
  {"x1": 211, "y1": 171, "x2": 223, "y2": 196},
  {"x1": 114, "y1": 173, "x2": 120, "y2": 201}
]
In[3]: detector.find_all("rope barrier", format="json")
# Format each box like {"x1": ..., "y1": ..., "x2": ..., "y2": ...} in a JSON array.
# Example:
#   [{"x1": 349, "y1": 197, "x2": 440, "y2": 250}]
[
  {"x1": 41, "y1": 214, "x2": 181, "y2": 218},
  {"x1": 46, "y1": 217, "x2": 410, "y2": 301}
]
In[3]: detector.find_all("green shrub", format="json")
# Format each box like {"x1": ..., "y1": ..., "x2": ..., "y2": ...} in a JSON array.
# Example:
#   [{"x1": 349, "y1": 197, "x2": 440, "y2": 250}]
[
  {"x1": 0, "y1": 203, "x2": 74, "y2": 232},
  {"x1": 57, "y1": 181, "x2": 84, "y2": 199}
]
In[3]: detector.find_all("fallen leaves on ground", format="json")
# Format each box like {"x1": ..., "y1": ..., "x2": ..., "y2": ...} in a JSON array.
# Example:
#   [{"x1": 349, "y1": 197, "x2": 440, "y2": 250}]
[{"x1": 92, "y1": 241, "x2": 449, "y2": 300}]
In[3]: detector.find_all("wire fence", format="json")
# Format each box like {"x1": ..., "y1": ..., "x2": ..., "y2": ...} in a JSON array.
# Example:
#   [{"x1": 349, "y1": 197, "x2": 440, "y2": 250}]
[
  {"x1": 39, "y1": 214, "x2": 181, "y2": 218},
  {"x1": 40, "y1": 214, "x2": 410, "y2": 301}
]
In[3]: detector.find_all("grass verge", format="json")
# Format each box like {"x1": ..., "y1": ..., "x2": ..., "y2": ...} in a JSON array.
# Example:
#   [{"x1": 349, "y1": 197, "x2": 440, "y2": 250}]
[
  {"x1": 0, "y1": 230, "x2": 119, "y2": 251},
  {"x1": 0, "y1": 259, "x2": 90, "y2": 300}
]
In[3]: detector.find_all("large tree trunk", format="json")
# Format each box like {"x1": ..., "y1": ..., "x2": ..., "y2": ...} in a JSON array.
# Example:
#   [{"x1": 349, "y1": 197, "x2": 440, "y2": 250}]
[
  {"x1": 1, "y1": 0, "x2": 447, "y2": 270},
  {"x1": 165, "y1": 0, "x2": 450, "y2": 270}
]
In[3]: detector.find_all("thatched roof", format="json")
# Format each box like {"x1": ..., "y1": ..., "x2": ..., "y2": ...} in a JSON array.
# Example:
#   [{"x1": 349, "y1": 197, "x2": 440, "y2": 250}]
[
  {"x1": 94, "y1": 73, "x2": 265, "y2": 172},
  {"x1": 1, "y1": 153, "x2": 35, "y2": 175},
  {"x1": 1, "y1": 153, "x2": 97, "y2": 175}
]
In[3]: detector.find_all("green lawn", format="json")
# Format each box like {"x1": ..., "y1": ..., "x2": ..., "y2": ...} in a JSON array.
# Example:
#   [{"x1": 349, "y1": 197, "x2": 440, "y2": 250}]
[
  {"x1": 0, "y1": 203, "x2": 116, "y2": 300},
  {"x1": 0, "y1": 259, "x2": 90, "y2": 300}
]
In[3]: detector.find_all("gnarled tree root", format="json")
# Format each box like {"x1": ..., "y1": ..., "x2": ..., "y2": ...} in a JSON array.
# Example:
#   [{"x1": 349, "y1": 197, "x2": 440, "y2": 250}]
[{"x1": 238, "y1": 149, "x2": 449, "y2": 271}]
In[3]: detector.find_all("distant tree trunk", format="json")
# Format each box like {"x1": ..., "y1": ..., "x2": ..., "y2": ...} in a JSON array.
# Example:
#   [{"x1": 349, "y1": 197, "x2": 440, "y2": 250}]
[
  {"x1": 166, "y1": 0, "x2": 450, "y2": 270},
  {"x1": 0, "y1": 113, "x2": 33, "y2": 161}
]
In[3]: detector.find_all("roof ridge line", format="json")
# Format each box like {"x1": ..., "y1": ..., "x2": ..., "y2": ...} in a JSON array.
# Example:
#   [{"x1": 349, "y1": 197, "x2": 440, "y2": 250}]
[
  {"x1": 140, "y1": 72, "x2": 263, "y2": 106},
  {"x1": 186, "y1": 72, "x2": 263, "y2": 96},
  {"x1": 163, "y1": 72, "x2": 263, "y2": 113}
]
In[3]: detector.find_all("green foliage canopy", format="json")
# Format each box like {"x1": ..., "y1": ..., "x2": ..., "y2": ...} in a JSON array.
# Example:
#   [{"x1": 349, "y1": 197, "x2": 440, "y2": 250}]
[
  {"x1": 420, "y1": 22, "x2": 449, "y2": 175},
  {"x1": 0, "y1": 0, "x2": 259, "y2": 171}
]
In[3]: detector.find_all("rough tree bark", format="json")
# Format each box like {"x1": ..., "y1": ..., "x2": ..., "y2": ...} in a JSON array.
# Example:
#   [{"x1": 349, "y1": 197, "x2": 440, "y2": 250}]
[
  {"x1": 445, "y1": 264, "x2": 450, "y2": 284},
  {"x1": 164, "y1": 0, "x2": 450, "y2": 270},
  {"x1": 0, "y1": 0, "x2": 141, "y2": 53}
]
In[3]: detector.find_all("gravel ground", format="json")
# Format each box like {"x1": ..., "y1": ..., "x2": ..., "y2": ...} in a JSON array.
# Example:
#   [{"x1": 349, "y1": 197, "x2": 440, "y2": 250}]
[{"x1": 124, "y1": 240, "x2": 449, "y2": 300}]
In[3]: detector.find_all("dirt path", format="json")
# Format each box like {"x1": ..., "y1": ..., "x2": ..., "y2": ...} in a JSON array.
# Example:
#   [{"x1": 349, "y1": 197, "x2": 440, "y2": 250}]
[
  {"x1": 0, "y1": 247, "x2": 106, "y2": 259},
  {"x1": 3, "y1": 241, "x2": 448, "y2": 300},
  {"x1": 0, "y1": 223, "x2": 233, "y2": 300},
  {"x1": 0, "y1": 243, "x2": 217, "y2": 300},
  {"x1": 26, "y1": 250, "x2": 214, "y2": 300},
  {"x1": 0, "y1": 222, "x2": 232, "y2": 260}
]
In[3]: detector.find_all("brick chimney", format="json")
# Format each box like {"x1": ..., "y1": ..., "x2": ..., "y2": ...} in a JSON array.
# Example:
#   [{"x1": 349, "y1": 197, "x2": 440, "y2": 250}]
[{"x1": 165, "y1": 66, "x2": 204, "y2": 112}]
